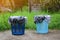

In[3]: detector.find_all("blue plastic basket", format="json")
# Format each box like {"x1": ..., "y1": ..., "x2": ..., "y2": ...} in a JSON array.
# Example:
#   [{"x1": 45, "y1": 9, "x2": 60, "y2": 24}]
[
  {"x1": 11, "y1": 23, "x2": 25, "y2": 35},
  {"x1": 36, "y1": 19, "x2": 48, "y2": 34}
]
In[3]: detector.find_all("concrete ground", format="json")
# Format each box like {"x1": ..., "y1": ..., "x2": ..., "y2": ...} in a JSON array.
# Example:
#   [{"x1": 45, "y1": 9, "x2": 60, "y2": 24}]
[{"x1": 0, "y1": 30, "x2": 60, "y2": 40}]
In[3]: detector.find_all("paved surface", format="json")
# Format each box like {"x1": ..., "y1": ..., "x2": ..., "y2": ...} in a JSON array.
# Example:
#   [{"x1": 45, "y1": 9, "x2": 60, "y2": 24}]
[{"x1": 0, "y1": 30, "x2": 60, "y2": 40}]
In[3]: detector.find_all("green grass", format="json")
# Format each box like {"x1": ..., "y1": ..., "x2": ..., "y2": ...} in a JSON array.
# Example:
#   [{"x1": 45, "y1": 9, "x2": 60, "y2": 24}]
[{"x1": 0, "y1": 10, "x2": 60, "y2": 31}]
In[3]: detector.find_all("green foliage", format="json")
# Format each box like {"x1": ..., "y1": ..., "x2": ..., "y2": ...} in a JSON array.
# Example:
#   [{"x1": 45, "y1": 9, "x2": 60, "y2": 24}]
[
  {"x1": 0, "y1": 10, "x2": 60, "y2": 31},
  {"x1": 49, "y1": 13, "x2": 60, "y2": 29}
]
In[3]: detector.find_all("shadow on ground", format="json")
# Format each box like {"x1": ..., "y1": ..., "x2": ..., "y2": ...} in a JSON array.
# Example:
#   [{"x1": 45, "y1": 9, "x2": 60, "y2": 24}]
[{"x1": 0, "y1": 30, "x2": 60, "y2": 40}]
